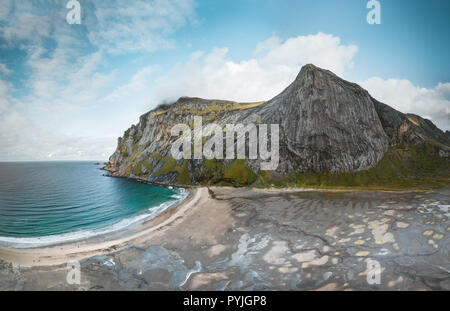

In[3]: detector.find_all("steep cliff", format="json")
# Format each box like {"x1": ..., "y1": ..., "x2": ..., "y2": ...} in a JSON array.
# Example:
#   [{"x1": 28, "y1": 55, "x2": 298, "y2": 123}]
[
  {"x1": 372, "y1": 98, "x2": 450, "y2": 148},
  {"x1": 104, "y1": 64, "x2": 449, "y2": 187}
]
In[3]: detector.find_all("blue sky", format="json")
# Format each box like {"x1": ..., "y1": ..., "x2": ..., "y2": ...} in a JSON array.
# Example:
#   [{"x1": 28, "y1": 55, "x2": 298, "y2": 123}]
[{"x1": 0, "y1": 0, "x2": 449, "y2": 161}]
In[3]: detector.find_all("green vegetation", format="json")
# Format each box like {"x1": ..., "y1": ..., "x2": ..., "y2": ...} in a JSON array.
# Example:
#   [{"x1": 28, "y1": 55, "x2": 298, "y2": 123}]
[
  {"x1": 126, "y1": 147, "x2": 157, "y2": 177},
  {"x1": 154, "y1": 157, "x2": 178, "y2": 177},
  {"x1": 176, "y1": 160, "x2": 191, "y2": 184},
  {"x1": 224, "y1": 159, "x2": 258, "y2": 186},
  {"x1": 119, "y1": 145, "x2": 128, "y2": 157},
  {"x1": 143, "y1": 161, "x2": 154, "y2": 172},
  {"x1": 151, "y1": 157, "x2": 192, "y2": 184},
  {"x1": 255, "y1": 143, "x2": 449, "y2": 190},
  {"x1": 123, "y1": 142, "x2": 448, "y2": 190},
  {"x1": 148, "y1": 152, "x2": 163, "y2": 161},
  {"x1": 133, "y1": 135, "x2": 142, "y2": 144},
  {"x1": 132, "y1": 163, "x2": 142, "y2": 175},
  {"x1": 131, "y1": 160, "x2": 153, "y2": 176},
  {"x1": 198, "y1": 159, "x2": 226, "y2": 184},
  {"x1": 175, "y1": 101, "x2": 267, "y2": 120},
  {"x1": 194, "y1": 159, "x2": 258, "y2": 186}
]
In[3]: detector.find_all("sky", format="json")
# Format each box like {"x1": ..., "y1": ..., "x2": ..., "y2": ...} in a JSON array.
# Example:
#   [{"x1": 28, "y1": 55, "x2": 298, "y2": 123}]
[{"x1": 0, "y1": 0, "x2": 449, "y2": 161}]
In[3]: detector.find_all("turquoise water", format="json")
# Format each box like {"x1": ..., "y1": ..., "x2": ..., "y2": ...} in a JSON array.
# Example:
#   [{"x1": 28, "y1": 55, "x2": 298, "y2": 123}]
[{"x1": 0, "y1": 162, "x2": 187, "y2": 247}]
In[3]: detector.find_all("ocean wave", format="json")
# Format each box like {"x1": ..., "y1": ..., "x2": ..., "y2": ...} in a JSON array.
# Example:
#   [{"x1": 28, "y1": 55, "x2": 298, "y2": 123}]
[{"x1": 0, "y1": 188, "x2": 189, "y2": 249}]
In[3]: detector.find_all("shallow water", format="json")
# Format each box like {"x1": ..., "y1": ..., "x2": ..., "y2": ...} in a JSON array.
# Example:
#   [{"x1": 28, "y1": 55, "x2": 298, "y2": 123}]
[{"x1": 0, "y1": 162, "x2": 186, "y2": 246}]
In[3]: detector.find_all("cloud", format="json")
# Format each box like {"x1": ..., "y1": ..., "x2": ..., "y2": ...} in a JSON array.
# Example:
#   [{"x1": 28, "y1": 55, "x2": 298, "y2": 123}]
[
  {"x1": 0, "y1": 1, "x2": 65, "y2": 48},
  {"x1": 100, "y1": 66, "x2": 159, "y2": 105},
  {"x1": 149, "y1": 33, "x2": 358, "y2": 103},
  {"x1": 87, "y1": 0, "x2": 198, "y2": 54},
  {"x1": 0, "y1": 77, "x2": 115, "y2": 161},
  {"x1": 0, "y1": 0, "x2": 197, "y2": 53},
  {"x1": 0, "y1": 109, "x2": 115, "y2": 161},
  {"x1": 0, "y1": 0, "x2": 13, "y2": 21},
  {"x1": 0, "y1": 79, "x2": 13, "y2": 113},
  {"x1": 0, "y1": 64, "x2": 12, "y2": 75},
  {"x1": 259, "y1": 33, "x2": 358, "y2": 76},
  {"x1": 1, "y1": 0, "x2": 447, "y2": 164},
  {"x1": 26, "y1": 49, "x2": 115, "y2": 110},
  {"x1": 360, "y1": 78, "x2": 450, "y2": 131},
  {"x1": 0, "y1": 0, "x2": 199, "y2": 161}
]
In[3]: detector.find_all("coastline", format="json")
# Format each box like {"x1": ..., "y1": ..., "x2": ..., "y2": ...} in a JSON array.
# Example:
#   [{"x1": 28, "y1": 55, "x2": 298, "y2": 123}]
[
  {"x1": 0, "y1": 185, "x2": 445, "y2": 267},
  {"x1": 0, "y1": 187, "x2": 201, "y2": 267},
  {"x1": 0, "y1": 186, "x2": 448, "y2": 290}
]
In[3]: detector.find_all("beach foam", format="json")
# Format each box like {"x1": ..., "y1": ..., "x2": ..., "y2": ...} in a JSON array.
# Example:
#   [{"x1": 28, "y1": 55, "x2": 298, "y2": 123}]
[{"x1": 0, "y1": 187, "x2": 189, "y2": 249}]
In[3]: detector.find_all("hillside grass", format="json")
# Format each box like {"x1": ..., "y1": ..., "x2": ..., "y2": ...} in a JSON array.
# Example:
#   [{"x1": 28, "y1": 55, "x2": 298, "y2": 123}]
[
  {"x1": 123, "y1": 142, "x2": 448, "y2": 190},
  {"x1": 255, "y1": 143, "x2": 449, "y2": 190}
]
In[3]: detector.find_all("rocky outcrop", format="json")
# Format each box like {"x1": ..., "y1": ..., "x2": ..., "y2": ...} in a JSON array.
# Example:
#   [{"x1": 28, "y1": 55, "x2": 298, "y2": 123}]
[
  {"x1": 104, "y1": 64, "x2": 449, "y2": 185},
  {"x1": 373, "y1": 98, "x2": 450, "y2": 147},
  {"x1": 257, "y1": 64, "x2": 389, "y2": 173}
]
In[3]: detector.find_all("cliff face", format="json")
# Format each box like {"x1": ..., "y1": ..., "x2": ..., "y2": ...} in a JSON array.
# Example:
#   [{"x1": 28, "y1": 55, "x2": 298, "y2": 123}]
[
  {"x1": 258, "y1": 64, "x2": 389, "y2": 173},
  {"x1": 372, "y1": 98, "x2": 450, "y2": 147},
  {"x1": 104, "y1": 64, "x2": 449, "y2": 186}
]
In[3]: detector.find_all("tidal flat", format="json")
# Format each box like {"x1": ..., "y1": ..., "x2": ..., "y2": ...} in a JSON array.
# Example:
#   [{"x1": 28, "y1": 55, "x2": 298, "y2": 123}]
[{"x1": 0, "y1": 187, "x2": 449, "y2": 291}]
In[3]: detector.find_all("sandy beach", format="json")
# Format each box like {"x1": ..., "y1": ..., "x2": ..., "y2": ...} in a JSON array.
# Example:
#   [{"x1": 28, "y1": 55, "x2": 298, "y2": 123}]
[
  {"x1": 0, "y1": 186, "x2": 449, "y2": 290},
  {"x1": 0, "y1": 187, "x2": 204, "y2": 267}
]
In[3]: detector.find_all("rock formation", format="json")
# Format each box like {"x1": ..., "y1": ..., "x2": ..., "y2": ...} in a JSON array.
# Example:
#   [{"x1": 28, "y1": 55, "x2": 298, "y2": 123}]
[{"x1": 104, "y1": 64, "x2": 449, "y2": 186}]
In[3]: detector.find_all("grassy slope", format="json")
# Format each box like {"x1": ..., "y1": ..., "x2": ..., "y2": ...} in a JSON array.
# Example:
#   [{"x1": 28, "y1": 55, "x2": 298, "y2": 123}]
[
  {"x1": 125, "y1": 142, "x2": 448, "y2": 190},
  {"x1": 255, "y1": 143, "x2": 449, "y2": 190}
]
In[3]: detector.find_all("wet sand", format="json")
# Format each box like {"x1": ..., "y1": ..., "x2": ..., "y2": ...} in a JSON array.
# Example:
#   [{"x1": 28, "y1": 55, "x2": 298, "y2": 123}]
[{"x1": 0, "y1": 187, "x2": 449, "y2": 290}]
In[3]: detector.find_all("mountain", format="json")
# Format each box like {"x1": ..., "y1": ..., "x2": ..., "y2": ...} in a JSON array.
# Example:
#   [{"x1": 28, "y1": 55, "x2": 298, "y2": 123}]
[{"x1": 104, "y1": 64, "x2": 449, "y2": 188}]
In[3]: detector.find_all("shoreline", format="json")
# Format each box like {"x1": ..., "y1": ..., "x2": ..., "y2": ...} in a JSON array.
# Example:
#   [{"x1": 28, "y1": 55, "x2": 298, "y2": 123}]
[
  {"x1": 0, "y1": 186, "x2": 448, "y2": 290},
  {"x1": 0, "y1": 185, "x2": 443, "y2": 267},
  {"x1": 0, "y1": 187, "x2": 202, "y2": 267},
  {"x1": 0, "y1": 187, "x2": 190, "y2": 250}
]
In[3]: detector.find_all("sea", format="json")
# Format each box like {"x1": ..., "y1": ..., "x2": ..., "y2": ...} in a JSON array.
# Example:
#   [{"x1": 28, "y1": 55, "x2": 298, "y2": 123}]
[{"x1": 0, "y1": 161, "x2": 187, "y2": 248}]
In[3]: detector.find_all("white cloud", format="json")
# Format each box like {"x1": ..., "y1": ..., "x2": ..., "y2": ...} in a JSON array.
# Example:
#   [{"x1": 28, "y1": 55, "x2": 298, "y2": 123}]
[
  {"x1": 91, "y1": 32, "x2": 358, "y2": 137},
  {"x1": 0, "y1": 0, "x2": 197, "y2": 53},
  {"x1": 88, "y1": 0, "x2": 197, "y2": 54},
  {"x1": 1, "y1": 14, "x2": 52, "y2": 47},
  {"x1": 0, "y1": 1, "x2": 61, "y2": 48},
  {"x1": 0, "y1": 77, "x2": 115, "y2": 161},
  {"x1": 0, "y1": 64, "x2": 12, "y2": 75},
  {"x1": 149, "y1": 33, "x2": 358, "y2": 103},
  {"x1": 0, "y1": 110, "x2": 115, "y2": 161},
  {"x1": 0, "y1": 0, "x2": 13, "y2": 21},
  {"x1": 0, "y1": 79, "x2": 13, "y2": 113},
  {"x1": 87, "y1": 32, "x2": 359, "y2": 133},
  {"x1": 2, "y1": 1, "x2": 448, "y2": 164},
  {"x1": 259, "y1": 33, "x2": 358, "y2": 76},
  {"x1": 100, "y1": 66, "x2": 159, "y2": 105},
  {"x1": 360, "y1": 78, "x2": 450, "y2": 131},
  {"x1": 0, "y1": 0, "x2": 199, "y2": 161},
  {"x1": 22, "y1": 48, "x2": 116, "y2": 135}
]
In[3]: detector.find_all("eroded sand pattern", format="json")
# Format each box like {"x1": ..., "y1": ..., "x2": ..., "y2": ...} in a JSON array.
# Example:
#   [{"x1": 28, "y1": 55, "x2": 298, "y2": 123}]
[{"x1": 0, "y1": 188, "x2": 449, "y2": 290}]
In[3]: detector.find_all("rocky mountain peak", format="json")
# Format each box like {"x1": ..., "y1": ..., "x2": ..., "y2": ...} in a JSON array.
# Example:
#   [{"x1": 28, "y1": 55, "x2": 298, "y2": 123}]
[{"x1": 104, "y1": 64, "x2": 449, "y2": 186}]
